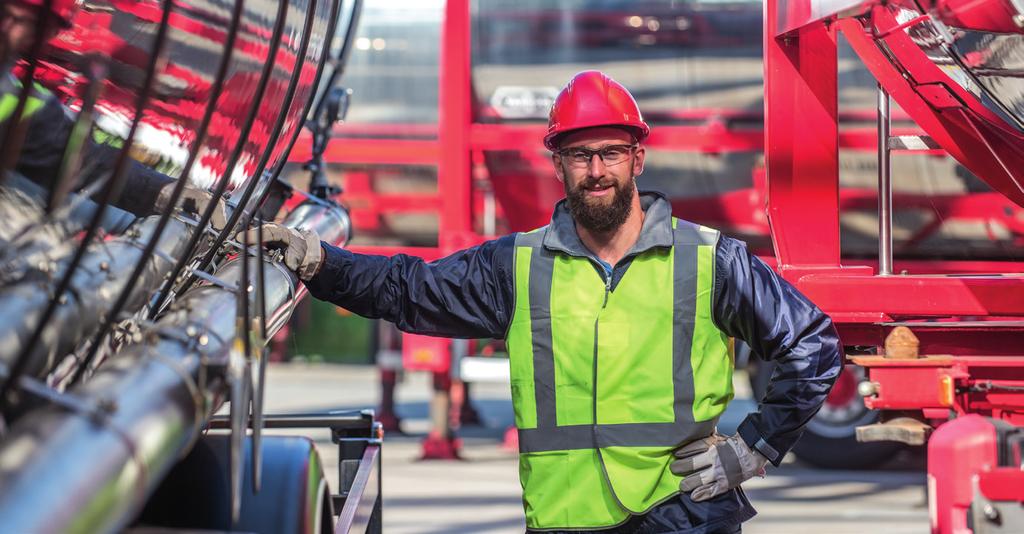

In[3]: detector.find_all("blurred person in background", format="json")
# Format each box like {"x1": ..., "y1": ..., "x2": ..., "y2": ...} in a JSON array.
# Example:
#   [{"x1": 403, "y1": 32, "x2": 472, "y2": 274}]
[
  {"x1": 0, "y1": 0, "x2": 226, "y2": 228},
  {"x1": 251, "y1": 70, "x2": 842, "y2": 534}
]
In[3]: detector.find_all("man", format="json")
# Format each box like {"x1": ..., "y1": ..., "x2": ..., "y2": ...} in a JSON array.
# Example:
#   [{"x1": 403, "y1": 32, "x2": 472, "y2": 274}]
[
  {"x1": 1, "y1": 0, "x2": 225, "y2": 226},
  {"x1": 254, "y1": 70, "x2": 841, "y2": 533}
]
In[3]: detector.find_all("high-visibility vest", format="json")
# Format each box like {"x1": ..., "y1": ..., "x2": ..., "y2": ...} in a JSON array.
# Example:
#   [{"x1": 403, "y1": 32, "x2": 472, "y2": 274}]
[
  {"x1": 0, "y1": 78, "x2": 47, "y2": 124},
  {"x1": 507, "y1": 217, "x2": 733, "y2": 530}
]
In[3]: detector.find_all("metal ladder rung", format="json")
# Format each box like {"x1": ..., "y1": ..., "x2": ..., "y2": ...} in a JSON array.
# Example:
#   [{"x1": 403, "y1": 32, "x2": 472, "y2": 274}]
[{"x1": 887, "y1": 135, "x2": 940, "y2": 151}]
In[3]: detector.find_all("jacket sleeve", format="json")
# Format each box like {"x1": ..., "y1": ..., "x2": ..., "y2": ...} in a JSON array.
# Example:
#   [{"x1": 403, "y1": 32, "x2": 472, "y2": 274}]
[
  {"x1": 303, "y1": 234, "x2": 517, "y2": 339},
  {"x1": 17, "y1": 95, "x2": 172, "y2": 216},
  {"x1": 712, "y1": 236, "x2": 842, "y2": 466}
]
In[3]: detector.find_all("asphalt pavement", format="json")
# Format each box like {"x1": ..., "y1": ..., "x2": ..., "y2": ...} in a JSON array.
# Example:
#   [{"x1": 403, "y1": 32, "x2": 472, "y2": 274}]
[{"x1": 261, "y1": 363, "x2": 928, "y2": 534}]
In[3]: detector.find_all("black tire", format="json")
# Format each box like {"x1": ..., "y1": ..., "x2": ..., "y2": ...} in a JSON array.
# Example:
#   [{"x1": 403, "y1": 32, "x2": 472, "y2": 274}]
[
  {"x1": 748, "y1": 357, "x2": 903, "y2": 470},
  {"x1": 136, "y1": 434, "x2": 334, "y2": 533}
]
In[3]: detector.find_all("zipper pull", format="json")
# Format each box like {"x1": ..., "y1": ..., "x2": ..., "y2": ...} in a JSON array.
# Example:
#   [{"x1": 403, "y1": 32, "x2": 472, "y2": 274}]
[{"x1": 602, "y1": 272, "x2": 612, "y2": 308}]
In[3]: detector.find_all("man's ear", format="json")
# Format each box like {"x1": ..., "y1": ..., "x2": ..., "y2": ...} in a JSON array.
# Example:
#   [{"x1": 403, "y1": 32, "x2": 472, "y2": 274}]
[
  {"x1": 632, "y1": 146, "x2": 646, "y2": 178},
  {"x1": 552, "y1": 153, "x2": 565, "y2": 183}
]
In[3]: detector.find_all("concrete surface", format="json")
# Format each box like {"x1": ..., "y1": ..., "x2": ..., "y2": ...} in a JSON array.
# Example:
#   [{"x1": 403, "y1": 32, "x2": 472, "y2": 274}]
[{"x1": 261, "y1": 363, "x2": 928, "y2": 534}]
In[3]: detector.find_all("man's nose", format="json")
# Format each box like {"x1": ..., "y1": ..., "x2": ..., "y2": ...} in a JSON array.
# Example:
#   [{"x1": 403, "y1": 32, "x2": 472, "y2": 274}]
[{"x1": 587, "y1": 153, "x2": 606, "y2": 177}]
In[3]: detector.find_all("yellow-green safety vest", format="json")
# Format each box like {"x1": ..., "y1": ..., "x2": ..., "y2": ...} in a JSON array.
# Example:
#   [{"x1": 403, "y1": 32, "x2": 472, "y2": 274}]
[
  {"x1": 0, "y1": 79, "x2": 47, "y2": 124},
  {"x1": 507, "y1": 217, "x2": 733, "y2": 530}
]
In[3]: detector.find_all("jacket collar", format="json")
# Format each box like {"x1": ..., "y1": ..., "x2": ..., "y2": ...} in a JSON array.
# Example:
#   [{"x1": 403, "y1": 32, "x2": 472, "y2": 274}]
[
  {"x1": 542, "y1": 190, "x2": 675, "y2": 259},
  {"x1": 1, "y1": 69, "x2": 19, "y2": 94}
]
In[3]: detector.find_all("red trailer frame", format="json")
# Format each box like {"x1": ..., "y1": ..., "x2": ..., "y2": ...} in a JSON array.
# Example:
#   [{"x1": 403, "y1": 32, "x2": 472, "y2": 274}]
[
  {"x1": 291, "y1": 0, "x2": 1024, "y2": 265},
  {"x1": 765, "y1": 0, "x2": 1024, "y2": 531}
]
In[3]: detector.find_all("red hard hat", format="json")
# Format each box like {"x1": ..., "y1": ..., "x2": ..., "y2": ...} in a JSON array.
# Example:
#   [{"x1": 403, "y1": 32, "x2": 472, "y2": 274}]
[
  {"x1": 13, "y1": 0, "x2": 79, "y2": 28},
  {"x1": 544, "y1": 70, "x2": 650, "y2": 151}
]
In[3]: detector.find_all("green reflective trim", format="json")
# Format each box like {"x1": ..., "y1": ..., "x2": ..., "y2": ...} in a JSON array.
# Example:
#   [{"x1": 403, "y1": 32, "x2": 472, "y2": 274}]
[
  {"x1": 550, "y1": 254, "x2": 602, "y2": 427},
  {"x1": 509, "y1": 245, "x2": 537, "y2": 429},
  {"x1": 520, "y1": 449, "x2": 625, "y2": 529},
  {"x1": 600, "y1": 445, "x2": 685, "y2": 515},
  {"x1": 0, "y1": 93, "x2": 46, "y2": 123},
  {"x1": 691, "y1": 244, "x2": 734, "y2": 421},
  {"x1": 597, "y1": 248, "x2": 674, "y2": 425}
]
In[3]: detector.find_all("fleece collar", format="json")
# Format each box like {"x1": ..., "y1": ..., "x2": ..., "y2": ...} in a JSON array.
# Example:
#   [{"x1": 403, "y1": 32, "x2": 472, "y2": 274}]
[{"x1": 542, "y1": 191, "x2": 674, "y2": 259}]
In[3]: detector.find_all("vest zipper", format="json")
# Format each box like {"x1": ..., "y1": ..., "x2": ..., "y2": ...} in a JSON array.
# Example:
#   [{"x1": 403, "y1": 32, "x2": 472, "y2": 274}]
[
  {"x1": 601, "y1": 270, "x2": 612, "y2": 308},
  {"x1": 592, "y1": 267, "x2": 631, "y2": 517}
]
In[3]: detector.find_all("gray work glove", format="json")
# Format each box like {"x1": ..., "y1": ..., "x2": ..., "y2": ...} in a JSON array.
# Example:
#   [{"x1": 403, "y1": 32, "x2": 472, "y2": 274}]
[
  {"x1": 670, "y1": 433, "x2": 768, "y2": 502},
  {"x1": 155, "y1": 182, "x2": 229, "y2": 230},
  {"x1": 241, "y1": 223, "x2": 323, "y2": 281}
]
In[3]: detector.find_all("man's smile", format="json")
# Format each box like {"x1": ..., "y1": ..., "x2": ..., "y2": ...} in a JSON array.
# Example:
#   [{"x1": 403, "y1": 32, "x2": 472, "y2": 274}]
[{"x1": 583, "y1": 181, "x2": 614, "y2": 197}]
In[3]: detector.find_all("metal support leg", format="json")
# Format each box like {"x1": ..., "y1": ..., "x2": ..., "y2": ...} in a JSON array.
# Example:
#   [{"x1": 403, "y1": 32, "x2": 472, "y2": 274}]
[
  {"x1": 877, "y1": 84, "x2": 894, "y2": 276},
  {"x1": 420, "y1": 371, "x2": 460, "y2": 460}
]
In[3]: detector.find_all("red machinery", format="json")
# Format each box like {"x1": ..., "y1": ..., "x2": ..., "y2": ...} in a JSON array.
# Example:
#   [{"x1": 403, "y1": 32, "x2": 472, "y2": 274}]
[
  {"x1": 292, "y1": 0, "x2": 1024, "y2": 468},
  {"x1": 766, "y1": 0, "x2": 1024, "y2": 531}
]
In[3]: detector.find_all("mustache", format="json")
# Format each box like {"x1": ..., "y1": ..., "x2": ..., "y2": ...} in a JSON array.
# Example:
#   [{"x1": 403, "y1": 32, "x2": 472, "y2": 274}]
[{"x1": 573, "y1": 178, "x2": 619, "y2": 191}]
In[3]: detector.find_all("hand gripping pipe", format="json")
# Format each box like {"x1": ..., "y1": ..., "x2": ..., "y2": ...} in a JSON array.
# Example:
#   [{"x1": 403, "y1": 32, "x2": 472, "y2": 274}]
[{"x1": 0, "y1": 200, "x2": 349, "y2": 533}]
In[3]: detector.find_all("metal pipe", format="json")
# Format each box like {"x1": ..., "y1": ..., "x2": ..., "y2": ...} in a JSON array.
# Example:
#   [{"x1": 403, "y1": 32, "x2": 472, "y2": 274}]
[
  {"x1": 69, "y1": 0, "x2": 256, "y2": 384},
  {"x1": 0, "y1": 0, "x2": 177, "y2": 406},
  {"x1": 0, "y1": 215, "x2": 196, "y2": 383},
  {"x1": 282, "y1": 199, "x2": 351, "y2": 303},
  {"x1": 0, "y1": 200, "x2": 347, "y2": 533},
  {"x1": 877, "y1": 84, "x2": 894, "y2": 276}
]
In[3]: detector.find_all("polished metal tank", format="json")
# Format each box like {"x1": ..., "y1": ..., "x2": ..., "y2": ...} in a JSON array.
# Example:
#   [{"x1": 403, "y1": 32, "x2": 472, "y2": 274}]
[
  {"x1": 0, "y1": 200, "x2": 349, "y2": 534},
  {"x1": 0, "y1": 0, "x2": 356, "y2": 531},
  {"x1": 39, "y1": 0, "x2": 336, "y2": 191}
]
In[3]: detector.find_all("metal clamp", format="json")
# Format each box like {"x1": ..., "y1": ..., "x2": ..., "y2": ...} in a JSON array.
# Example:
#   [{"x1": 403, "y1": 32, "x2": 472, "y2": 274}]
[{"x1": 188, "y1": 267, "x2": 238, "y2": 292}]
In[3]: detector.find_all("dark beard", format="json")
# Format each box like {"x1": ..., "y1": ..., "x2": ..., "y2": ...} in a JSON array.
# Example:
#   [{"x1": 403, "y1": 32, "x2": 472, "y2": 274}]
[{"x1": 565, "y1": 176, "x2": 634, "y2": 233}]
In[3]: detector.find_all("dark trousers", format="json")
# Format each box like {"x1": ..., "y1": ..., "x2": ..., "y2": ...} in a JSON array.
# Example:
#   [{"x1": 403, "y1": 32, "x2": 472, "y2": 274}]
[{"x1": 526, "y1": 488, "x2": 754, "y2": 534}]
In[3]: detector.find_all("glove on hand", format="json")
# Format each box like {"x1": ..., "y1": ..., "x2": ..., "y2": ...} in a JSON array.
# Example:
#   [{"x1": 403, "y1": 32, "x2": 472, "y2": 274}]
[
  {"x1": 241, "y1": 223, "x2": 323, "y2": 281},
  {"x1": 670, "y1": 433, "x2": 768, "y2": 502},
  {"x1": 156, "y1": 182, "x2": 229, "y2": 230}
]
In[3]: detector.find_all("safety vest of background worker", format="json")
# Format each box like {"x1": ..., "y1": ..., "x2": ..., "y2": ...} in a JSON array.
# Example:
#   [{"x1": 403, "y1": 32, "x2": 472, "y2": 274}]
[
  {"x1": 249, "y1": 70, "x2": 843, "y2": 534},
  {"x1": 0, "y1": 0, "x2": 227, "y2": 227}
]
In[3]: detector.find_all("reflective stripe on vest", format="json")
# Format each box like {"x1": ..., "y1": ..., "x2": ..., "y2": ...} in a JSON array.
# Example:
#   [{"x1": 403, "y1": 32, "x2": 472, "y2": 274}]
[
  {"x1": 0, "y1": 84, "x2": 47, "y2": 124},
  {"x1": 507, "y1": 218, "x2": 733, "y2": 530}
]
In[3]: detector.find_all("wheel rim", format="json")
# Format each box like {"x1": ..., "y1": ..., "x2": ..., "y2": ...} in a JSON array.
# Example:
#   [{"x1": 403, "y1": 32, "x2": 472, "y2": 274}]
[{"x1": 805, "y1": 365, "x2": 877, "y2": 439}]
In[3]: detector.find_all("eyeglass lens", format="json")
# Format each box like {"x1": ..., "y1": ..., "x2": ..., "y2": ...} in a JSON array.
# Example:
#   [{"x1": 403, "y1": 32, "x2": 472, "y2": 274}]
[{"x1": 561, "y1": 144, "x2": 635, "y2": 167}]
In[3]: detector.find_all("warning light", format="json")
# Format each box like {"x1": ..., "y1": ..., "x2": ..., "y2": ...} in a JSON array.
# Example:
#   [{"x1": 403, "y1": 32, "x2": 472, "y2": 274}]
[{"x1": 938, "y1": 375, "x2": 955, "y2": 407}]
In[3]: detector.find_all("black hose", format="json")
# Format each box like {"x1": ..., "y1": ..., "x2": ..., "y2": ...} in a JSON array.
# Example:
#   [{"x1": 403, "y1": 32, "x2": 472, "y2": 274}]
[
  {"x1": 0, "y1": 0, "x2": 176, "y2": 409},
  {"x1": 309, "y1": 0, "x2": 363, "y2": 131},
  {"x1": 68, "y1": 0, "x2": 258, "y2": 385},
  {"x1": 191, "y1": 0, "x2": 347, "y2": 272},
  {"x1": 185, "y1": 0, "x2": 349, "y2": 286},
  {"x1": 47, "y1": 58, "x2": 106, "y2": 214},
  {"x1": 240, "y1": 214, "x2": 251, "y2": 361},
  {"x1": 149, "y1": 0, "x2": 343, "y2": 317}
]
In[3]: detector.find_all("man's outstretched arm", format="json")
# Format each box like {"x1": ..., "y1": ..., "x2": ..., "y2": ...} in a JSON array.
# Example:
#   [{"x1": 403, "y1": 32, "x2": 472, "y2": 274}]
[
  {"x1": 303, "y1": 236, "x2": 516, "y2": 340},
  {"x1": 713, "y1": 236, "x2": 843, "y2": 466}
]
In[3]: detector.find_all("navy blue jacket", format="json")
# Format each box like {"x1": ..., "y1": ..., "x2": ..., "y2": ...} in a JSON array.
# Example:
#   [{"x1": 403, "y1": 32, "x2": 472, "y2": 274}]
[{"x1": 306, "y1": 191, "x2": 842, "y2": 468}]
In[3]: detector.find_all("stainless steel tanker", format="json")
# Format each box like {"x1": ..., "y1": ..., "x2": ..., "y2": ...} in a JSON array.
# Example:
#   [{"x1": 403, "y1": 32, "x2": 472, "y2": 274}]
[{"x1": 0, "y1": 0, "x2": 377, "y2": 532}]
